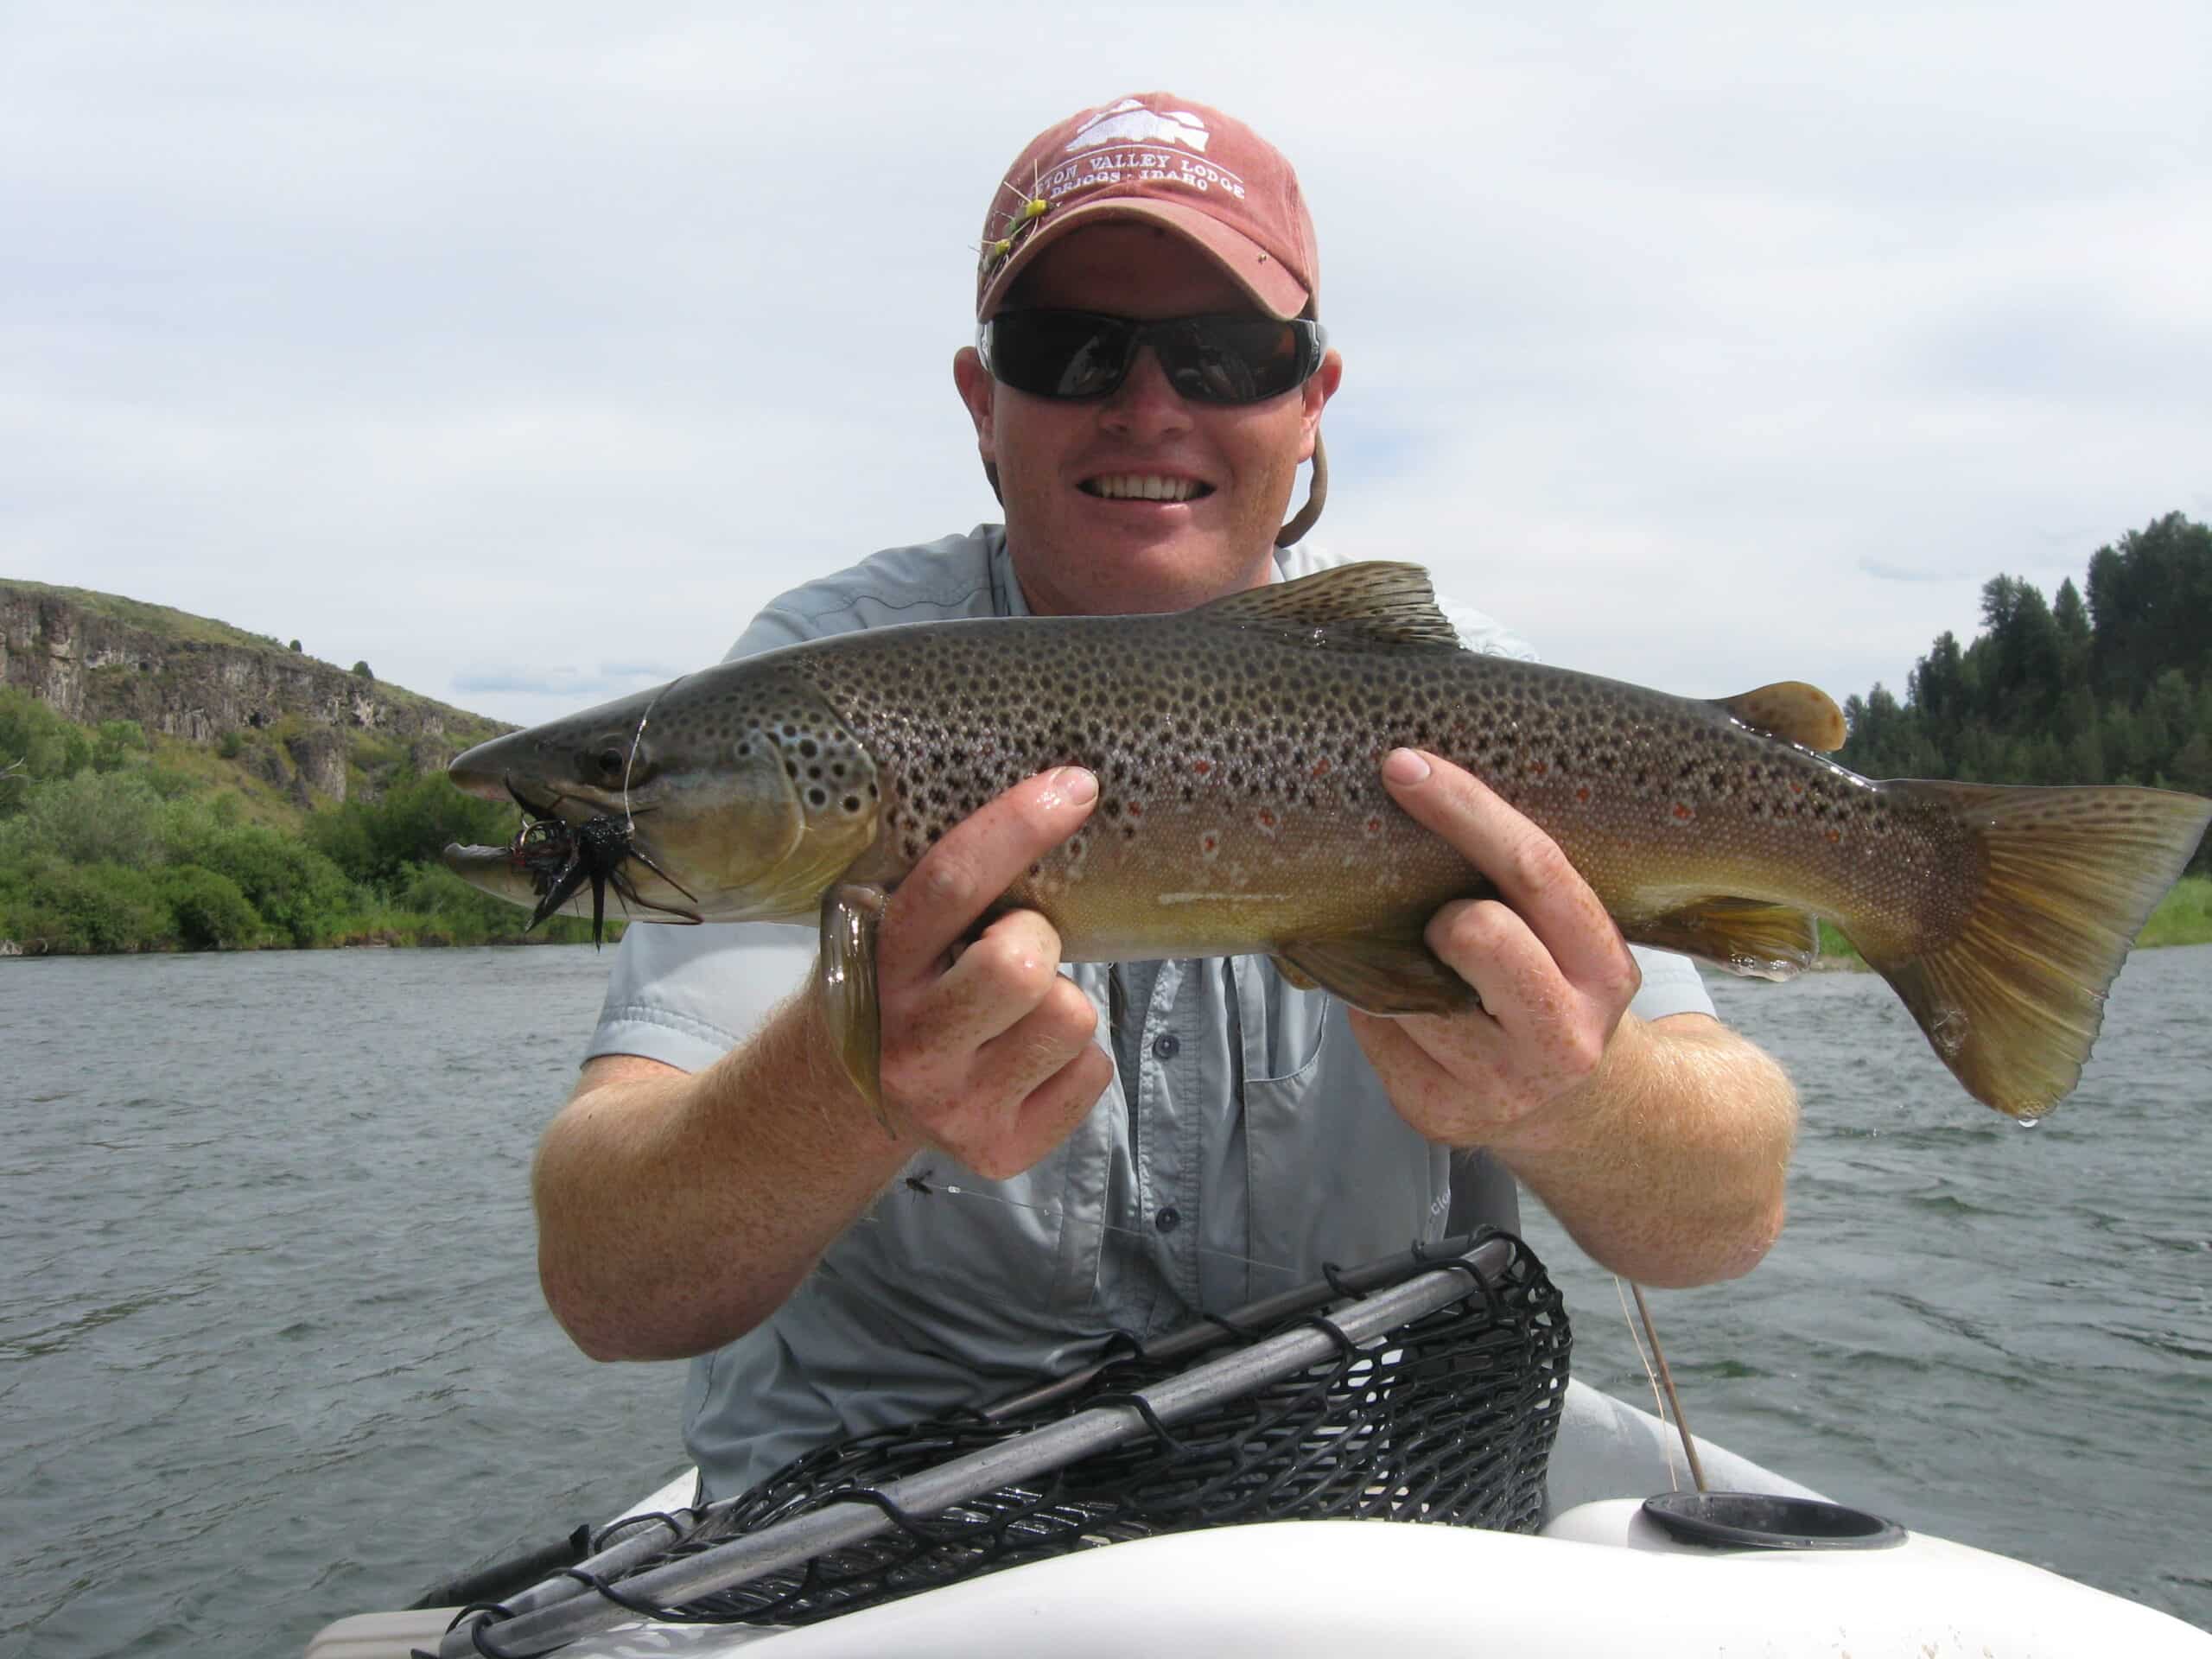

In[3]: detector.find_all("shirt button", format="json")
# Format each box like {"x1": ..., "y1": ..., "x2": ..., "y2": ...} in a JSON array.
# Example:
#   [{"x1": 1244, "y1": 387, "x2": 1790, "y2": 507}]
[
  {"x1": 1154, "y1": 1206, "x2": 1181, "y2": 1234},
  {"x1": 1152, "y1": 1033, "x2": 1180, "y2": 1060}
]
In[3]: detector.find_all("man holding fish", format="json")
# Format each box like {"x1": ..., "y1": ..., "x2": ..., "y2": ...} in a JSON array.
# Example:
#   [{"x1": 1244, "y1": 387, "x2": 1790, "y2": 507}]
[{"x1": 472, "y1": 95, "x2": 2197, "y2": 1502}]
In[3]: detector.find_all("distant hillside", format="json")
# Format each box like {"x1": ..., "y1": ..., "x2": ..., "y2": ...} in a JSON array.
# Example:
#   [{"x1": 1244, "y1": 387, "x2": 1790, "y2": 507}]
[
  {"x1": 0, "y1": 578, "x2": 507, "y2": 810},
  {"x1": 0, "y1": 582, "x2": 607, "y2": 954}
]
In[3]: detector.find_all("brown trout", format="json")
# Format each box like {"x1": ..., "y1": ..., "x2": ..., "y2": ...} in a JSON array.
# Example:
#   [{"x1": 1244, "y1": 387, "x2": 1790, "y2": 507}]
[{"x1": 443, "y1": 563, "x2": 2209, "y2": 1118}]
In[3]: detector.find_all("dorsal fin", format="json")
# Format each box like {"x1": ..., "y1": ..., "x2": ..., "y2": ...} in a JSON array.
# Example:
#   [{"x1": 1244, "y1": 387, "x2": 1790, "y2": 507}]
[
  {"x1": 1196, "y1": 562, "x2": 1463, "y2": 650},
  {"x1": 1713, "y1": 681, "x2": 1847, "y2": 753}
]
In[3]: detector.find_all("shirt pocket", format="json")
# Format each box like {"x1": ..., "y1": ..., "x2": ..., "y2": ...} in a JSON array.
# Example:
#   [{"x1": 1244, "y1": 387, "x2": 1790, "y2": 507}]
[
  {"x1": 861, "y1": 1036, "x2": 1122, "y2": 1326},
  {"x1": 1241, "y1": 991, "x2": 1454, "y2": 1277}
]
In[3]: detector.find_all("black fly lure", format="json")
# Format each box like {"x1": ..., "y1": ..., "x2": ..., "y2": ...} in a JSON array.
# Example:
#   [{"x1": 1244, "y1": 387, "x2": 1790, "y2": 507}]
[{"x1": 504, "y1": 782, "x2": 696, "y2": 946}]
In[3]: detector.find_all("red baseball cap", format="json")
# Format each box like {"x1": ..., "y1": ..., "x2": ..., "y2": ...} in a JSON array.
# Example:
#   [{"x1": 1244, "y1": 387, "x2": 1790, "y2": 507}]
[{"x1": 974, "y1": 94, "x2": 1320, "y2": 322}]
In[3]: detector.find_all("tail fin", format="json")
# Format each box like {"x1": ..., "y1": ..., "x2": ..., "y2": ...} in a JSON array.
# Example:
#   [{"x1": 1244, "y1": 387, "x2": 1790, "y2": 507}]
[{"x1": 1846, "y1": 782, "x2": 2210, "y2": 1118}]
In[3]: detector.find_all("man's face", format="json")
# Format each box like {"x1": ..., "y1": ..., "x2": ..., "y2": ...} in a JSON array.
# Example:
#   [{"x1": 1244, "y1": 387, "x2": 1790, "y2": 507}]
[{"x1": 954, "y1": 224, "x2": 1341, "y2": 618}]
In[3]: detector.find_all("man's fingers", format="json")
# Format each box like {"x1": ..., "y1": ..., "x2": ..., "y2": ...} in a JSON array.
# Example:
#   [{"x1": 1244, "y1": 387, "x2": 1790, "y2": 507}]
[
  {"x1": 956, "y1": 1046, "x2": 1114, "y2": 1182},
  {"x1": 876, "y1": 767, "x2": 1097, "y2": 983},
  {"x1": 1379, "y1": 748, "x2": 1631, "y2": 991},
  {"x1": 907, "y1": 909, "x2": 1070, "y2": 1055},
  {"x1": 1424, "y1": 896, "x2": 1554, "y2": 1031},
  {"x1": 969, "y1": 978, "x2": 1102, "y2": 1103}
]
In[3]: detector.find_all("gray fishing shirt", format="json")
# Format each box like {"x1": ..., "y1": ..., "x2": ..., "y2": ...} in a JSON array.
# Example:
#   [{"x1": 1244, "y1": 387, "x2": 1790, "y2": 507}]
[{"x1": 585, "y1": 527, "x2": 1716, "y2": 1500}]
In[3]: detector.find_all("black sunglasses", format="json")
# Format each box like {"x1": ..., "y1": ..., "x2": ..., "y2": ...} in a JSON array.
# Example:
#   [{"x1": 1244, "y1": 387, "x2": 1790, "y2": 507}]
[{"x1": 977, "y1": 308, "x2": 1329, "y2": 406}]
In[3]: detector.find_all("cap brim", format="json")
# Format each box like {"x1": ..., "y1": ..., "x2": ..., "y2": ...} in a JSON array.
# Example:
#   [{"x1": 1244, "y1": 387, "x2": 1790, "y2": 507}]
[{"x1": 977, "y1": 197, "x2": 1311, "y2": 321}]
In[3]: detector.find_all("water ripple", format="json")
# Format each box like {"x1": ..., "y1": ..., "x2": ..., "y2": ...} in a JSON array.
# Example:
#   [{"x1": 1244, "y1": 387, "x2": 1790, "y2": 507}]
[{"x1": 3, "y1": 943, "x2": 2209, "y2": 1651}]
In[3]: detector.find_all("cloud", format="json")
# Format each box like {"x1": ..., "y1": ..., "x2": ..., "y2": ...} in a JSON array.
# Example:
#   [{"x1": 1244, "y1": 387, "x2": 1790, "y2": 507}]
[
  {"x1": 1859, "y1": 560, "x2": 1979, "y2": 585},
  {"x1": 4, "y1": 1, "x2": 2209, "y2": 723},
  {"x1": 451, "y1": 661, "x2": 676, "y2": 699}
]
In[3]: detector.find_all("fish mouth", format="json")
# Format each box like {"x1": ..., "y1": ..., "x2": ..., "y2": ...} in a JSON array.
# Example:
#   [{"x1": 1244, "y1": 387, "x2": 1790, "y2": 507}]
[
  {"x1": 480, "y1": 776, "x2": 702, "y2": 944},
  {"x1": 1077, "y1": 472, "x2": 1215, "y2": 504},
  {"x1": 437, "y1": 769, "x2": 698, "y2": 942}
]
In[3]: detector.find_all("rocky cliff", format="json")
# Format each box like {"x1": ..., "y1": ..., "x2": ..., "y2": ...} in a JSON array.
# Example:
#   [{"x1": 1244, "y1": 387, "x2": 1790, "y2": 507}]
[{"x1": 0, "y1": 580, "x2": 504, "y2": 803}]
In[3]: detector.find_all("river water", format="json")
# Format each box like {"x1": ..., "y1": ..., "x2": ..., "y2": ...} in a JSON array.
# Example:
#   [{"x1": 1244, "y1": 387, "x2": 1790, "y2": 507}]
[{"x1": 3, "y1": 944, "x2": 2207, "y2": 1655}]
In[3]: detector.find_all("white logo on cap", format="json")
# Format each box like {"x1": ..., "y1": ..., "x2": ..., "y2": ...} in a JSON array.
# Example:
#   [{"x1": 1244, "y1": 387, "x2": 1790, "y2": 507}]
[{"x1": 1066, "y1": 99, "x2": 1211, "y2": 155}]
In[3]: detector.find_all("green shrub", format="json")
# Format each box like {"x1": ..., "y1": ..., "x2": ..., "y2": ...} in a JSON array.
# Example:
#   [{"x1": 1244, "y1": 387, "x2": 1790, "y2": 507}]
[
  {"x1": 181, "y1": 821, "x2": 355, "y2": 946},
  {"x1": 13, "y1": 772, "x2": 168, "y2": 868},
  {"x1": 92, "y1": 719, "x2": 149, "y2": 772},
  {"x1": 1, "y1": 860, "x2": 175, "y2": 952},
  {"x1": 0, "y1": 688, "x2": 93, "y2": 800},
  {"x1": 157, "y1": 866, "x2": 264, "y2": 950},
  {"x1": 308, "y1": 770, "x2": 518, "y2": 892}
]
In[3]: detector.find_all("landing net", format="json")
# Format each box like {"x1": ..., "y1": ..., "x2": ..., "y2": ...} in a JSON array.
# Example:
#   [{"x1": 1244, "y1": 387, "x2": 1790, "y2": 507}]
[{"x1": 444, "y1": 1230, "x2": 1568, "y2": 1655}]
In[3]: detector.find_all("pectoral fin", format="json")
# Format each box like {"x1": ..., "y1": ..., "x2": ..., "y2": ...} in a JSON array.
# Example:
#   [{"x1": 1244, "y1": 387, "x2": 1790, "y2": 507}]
[
  {"x1": 1275, "y1": 928, "x2": 1479, "y2": 1014},
  {"x1": 1624, "y1": 898, "x2": 1819, "y2": 981},
  {"x1": 818, "y1": 882, "x2": 893, "y2": 1135}
]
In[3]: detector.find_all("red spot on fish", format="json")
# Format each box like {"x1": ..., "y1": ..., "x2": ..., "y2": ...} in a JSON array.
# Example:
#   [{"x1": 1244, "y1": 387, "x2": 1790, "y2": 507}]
[
  {"x1": 1673, "y1": 803, "x2": 1694, "y2": 822},
  {"x1": 1575, "y1": 785, "x2": 1592, "y2": 804},
  {"x1": 1789, "y1": 781, "x2": 1804, "y2": 795},
  {"x1": 1192, "y1": 759, "x2": 1212, "y2": 775},
  {"x1": 1311, "y1": 758, "x2": 1332, "y2": 777},
  {"x1": 1529, "y1": 760, "x2": 1548, "y2": 777},
  {"x1": 1827, "y1": 829, "x2": 1841, "y2": 843},
  {"x1": 1126, "y1": 801, "x2": 1142, "y2": 817},
  {"x1": 1257, "y1": 809, "x2": 1275, "y2": 828},
  {"x1": 1365, "y1": 816, "x2": 1383, "y2": 835},
  {"x1": 1201, "y1": 833, "x2": 1217, "y2": 851}
]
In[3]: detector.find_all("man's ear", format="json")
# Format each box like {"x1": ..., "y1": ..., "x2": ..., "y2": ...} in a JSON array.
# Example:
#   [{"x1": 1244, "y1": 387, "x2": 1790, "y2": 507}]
[
  {"x1": 1298, "y1": 347, "x2": 1343, "y2": 466},
  {"x1": 953, "y1": 346, "x2": 996, "y2": 466}
]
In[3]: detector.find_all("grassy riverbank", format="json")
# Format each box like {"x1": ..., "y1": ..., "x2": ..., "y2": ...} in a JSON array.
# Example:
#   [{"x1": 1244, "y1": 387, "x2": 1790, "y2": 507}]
[
  {"x1": 1815, "y1": 874, "x2": 2212, "y2": 965},
  {"x1": 0, "y1": 688, "x2": 612, "y2": 953}
]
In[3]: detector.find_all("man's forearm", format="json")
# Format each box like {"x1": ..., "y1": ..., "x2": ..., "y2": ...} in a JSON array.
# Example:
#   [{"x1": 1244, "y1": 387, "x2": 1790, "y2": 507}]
[
  {"x1": 1491, "y1": 1014, "x2": 1796, "y2": 1287},
  {"x1": 533, "y1": 992, "x2": 914, "y2": 1361}
]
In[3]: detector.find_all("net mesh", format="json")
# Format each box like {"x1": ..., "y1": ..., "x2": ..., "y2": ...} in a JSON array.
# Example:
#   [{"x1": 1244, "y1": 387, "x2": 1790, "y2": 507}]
[{"x1": 569, "y1": 1229, "x2": 1569, "y2": 1630}]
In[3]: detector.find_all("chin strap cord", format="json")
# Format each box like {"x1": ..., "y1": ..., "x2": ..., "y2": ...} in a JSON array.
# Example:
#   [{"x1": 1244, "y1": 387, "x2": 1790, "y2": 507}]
[{"x1": 1274, "y1": 433, "x2": 1327, "y2": 547}]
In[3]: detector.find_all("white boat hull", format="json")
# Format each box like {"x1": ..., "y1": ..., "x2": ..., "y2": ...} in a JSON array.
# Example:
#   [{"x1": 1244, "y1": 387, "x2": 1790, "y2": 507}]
[{"x1": 307, "y1": 1382, "x2": 2211, "y2": 1656}]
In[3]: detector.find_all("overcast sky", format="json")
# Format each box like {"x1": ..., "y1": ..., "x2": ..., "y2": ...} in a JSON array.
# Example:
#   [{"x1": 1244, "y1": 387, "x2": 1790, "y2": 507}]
[{"x1": 6, "y1": 1, "x2": 2208, "y2": 730}]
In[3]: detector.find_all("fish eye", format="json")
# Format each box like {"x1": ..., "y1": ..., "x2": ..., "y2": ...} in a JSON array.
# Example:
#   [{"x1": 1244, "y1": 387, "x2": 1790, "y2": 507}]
[{"x1": 594, "y1": 747, "x2": 626, "y2": 779}]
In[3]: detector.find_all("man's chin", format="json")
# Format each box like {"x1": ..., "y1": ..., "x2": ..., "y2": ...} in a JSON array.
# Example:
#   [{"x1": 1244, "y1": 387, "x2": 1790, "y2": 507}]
[{"x1": 1041, "y1": 543, "x2": 1273, "y2": 617}]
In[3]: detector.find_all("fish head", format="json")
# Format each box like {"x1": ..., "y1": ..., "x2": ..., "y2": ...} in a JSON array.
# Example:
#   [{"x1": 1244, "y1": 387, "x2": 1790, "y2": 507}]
[{"x1": 446, "y1": 663, "x2": 880, "y2": 925}]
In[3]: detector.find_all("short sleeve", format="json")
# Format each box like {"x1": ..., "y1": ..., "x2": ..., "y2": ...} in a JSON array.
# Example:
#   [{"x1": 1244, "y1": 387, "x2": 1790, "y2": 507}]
[
  {"x1": 1624, "y1": 944, "x2": 1713, "y2": 1021},
  {"x1": 587, "y1": 923, "x2": 817, "y2": 1071}
]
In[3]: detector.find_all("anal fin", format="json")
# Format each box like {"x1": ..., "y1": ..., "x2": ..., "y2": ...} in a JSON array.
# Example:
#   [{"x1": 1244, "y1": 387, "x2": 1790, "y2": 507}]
[
  {"x1": 1624, "y1": 899, "x2": 1819, "y2": 981},
  {"x1": 819, "y1": 882, "x2": 894, "y2": 1135},
  {"x1": 1275, "y1": 930, "x2": 1479, "y2": 1014}
]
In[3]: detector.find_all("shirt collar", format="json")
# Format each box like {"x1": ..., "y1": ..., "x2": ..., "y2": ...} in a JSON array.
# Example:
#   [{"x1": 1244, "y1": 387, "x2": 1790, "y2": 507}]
[{"x1": 988, "y1": 530, "x2": 1319, "y2": 620}]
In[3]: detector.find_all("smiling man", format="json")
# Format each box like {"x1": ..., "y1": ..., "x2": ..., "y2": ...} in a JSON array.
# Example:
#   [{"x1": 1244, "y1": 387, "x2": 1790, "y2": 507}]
[{"x1": 532, "y1": 94, "x2": 1798, "y2": 1502}]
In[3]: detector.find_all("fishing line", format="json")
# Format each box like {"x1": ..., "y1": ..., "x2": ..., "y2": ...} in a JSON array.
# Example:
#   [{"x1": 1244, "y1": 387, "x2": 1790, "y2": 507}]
[
  {"x1": 1617, "y1": 1274, "x2": 1678, "y2": 1491},
  {"x1": 1629, "y1": 1280, "x2": 1706, "y2": 1493},
  {"x1": 620, "y1": 674, "x2": 684, "y2": 837}
]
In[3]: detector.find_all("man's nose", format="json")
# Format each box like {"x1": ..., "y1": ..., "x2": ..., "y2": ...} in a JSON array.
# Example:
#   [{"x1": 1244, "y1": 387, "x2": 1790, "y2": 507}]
[{"x1": 1099, "y1": 346, "x2": 1195, "y2": 440}]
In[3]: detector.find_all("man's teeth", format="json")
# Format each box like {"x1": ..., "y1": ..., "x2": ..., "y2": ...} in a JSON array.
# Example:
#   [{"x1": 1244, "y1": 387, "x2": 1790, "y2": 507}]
[{"x1": 1083, "y1": 474, "x2": 1207, "y2": 502}]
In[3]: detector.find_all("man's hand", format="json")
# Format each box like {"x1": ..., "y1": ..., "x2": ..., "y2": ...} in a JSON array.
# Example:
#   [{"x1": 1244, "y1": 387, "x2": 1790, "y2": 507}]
[
  {"x1": 1348, "y1": 747, "x2": 1643, "y2": 1151},
  {"x1": 873, "y1": 766, "x2": 1116, "y2": 1179}
]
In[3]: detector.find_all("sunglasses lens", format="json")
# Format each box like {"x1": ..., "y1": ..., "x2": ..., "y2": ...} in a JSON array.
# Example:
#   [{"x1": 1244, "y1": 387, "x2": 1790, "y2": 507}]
[
  {"x1": 987, "y1": 313, "x2": 1134, "y2": 398},
  {"x1": 1157, "y1": 318, "x2": 1309, "y2": 404},
  {"x1": 985, "y1": 313, "x2": 1322, "y2": 405}
]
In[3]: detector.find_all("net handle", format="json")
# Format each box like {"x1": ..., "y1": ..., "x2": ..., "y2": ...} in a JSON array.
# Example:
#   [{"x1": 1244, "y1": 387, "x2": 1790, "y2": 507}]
[{"x1": 441, "y1": 1243, "x2": 1504, "y2": 1659}]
